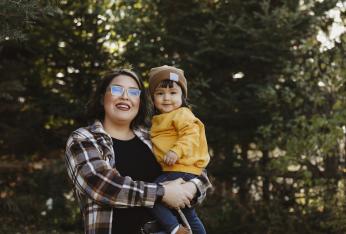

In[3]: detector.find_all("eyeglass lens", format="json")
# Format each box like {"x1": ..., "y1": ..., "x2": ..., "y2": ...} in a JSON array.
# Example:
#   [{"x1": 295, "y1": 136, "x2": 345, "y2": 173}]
[{"x1": 110, "y1": 85, "x2": 141, "y2": 97}]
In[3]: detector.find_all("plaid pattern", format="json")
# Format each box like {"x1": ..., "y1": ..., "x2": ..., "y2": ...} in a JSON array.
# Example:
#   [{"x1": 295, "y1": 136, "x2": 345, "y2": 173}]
[{"x1": 65, "y1": 120, "x2": 212, "y2": 234}]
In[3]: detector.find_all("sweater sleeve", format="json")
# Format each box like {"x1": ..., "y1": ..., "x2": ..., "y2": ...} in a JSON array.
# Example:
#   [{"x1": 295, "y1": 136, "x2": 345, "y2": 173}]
[
  {"x1": 170, "y1": 109, "x2": 200, "y2": 160},
  {"x1": 65, "y1": 132, "x2": 158, "y2": 208}
]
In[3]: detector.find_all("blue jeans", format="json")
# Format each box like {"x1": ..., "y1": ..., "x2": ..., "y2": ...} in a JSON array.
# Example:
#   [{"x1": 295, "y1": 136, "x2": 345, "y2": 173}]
[{"x1": 151, "y1": 172, "x2": 206, "y2": 234}]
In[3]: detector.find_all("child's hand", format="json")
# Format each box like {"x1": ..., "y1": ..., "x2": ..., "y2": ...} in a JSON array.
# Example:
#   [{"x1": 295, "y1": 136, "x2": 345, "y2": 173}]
[{"x1": 163, "y1": 150, "x2": 178, "y2": 166}]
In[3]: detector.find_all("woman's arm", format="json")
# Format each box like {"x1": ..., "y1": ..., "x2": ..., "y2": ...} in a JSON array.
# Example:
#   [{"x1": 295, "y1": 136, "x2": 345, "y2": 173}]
[
  {"x1": 65, "y1": 133, "x2": 157, "y2": 208},
  {"x1": 65, "y1": 130, "x2": 194, "y2": 209}
]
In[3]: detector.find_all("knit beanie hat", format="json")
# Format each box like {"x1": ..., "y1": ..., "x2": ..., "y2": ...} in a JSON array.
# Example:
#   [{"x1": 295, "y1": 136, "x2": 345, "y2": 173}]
[{"x1": 148, "y1": 65, "x2": 188, "y2": 98}]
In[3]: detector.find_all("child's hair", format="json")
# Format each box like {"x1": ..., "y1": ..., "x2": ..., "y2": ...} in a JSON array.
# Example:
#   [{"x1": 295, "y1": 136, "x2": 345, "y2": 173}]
[
  {"x1": 148, "y1": 65, "x2": 187, "y2": 98},
  {"x1": 154, "y1": 79, "x2": 190, "y2": 114}
]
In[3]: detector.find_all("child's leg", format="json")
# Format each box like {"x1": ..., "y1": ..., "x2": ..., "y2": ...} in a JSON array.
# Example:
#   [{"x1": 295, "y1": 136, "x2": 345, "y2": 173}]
[
  {"x1": 151, "y1": 202, "x2": 180, "y2": 233},
  {"x1": 151, "y1": 172, "x2": 199, "y2": 232},
  {"x1": 182, "y1": 207, "x2": 206, "y2": 234},
  {"x1": 151, "y1": 173, "x2": 181, "y2": 233}
]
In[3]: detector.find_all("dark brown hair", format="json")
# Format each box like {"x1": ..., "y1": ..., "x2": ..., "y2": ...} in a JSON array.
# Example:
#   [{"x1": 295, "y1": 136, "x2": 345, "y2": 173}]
[{"x1": 87, "y1": 69, "x2": 152, "y2": 129}]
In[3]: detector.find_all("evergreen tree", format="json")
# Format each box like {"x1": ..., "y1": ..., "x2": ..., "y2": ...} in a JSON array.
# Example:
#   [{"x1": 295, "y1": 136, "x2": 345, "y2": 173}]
[
  {"x1": 0, "y1": 1, "x2": 120, "y2": 232},
  {"x1": 0, "y1": 0, "x2": 57, "y2": 42},
  {"x1": 116, "y1": 0, "x2": 345, "y2": 233}
]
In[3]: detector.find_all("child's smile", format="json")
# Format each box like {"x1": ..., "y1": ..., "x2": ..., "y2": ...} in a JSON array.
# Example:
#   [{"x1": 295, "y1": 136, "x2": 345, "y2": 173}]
[{"x1": 153, "y1": 82, "x2": 183, "y2": 114}]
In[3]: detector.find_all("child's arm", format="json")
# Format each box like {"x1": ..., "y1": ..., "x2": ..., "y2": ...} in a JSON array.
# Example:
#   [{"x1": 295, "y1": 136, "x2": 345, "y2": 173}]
[
  {"x1": 163, "y1": 150, "x2": 178, "y2": 165},
  {"x1": 170, "y1": 108, "x2": 201, "y2": 161}
]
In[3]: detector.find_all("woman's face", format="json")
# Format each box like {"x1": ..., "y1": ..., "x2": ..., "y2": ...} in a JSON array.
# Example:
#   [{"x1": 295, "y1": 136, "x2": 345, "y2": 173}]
[{"x1": 103, "y1": 75, "x2": 141, "y2": 126}]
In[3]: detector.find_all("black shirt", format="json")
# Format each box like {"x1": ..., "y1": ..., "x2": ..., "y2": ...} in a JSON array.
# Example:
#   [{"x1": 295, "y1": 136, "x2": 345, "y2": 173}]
[{"x1": 111, "y1": 135, "x2": 162, "y2": 234}]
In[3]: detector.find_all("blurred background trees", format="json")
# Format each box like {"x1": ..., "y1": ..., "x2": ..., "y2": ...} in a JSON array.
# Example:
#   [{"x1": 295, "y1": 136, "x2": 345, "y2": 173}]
[{"x1": 1, "y1": 0, "x2": 346, "y2": 233}]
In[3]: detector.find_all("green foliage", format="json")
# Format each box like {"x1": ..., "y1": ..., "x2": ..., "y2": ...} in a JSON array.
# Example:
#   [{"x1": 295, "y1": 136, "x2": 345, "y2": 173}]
[
  {"x1": 0, "y1": 157, "x2": 81, "y2": 233},
  {"x1": 0, "y1": 0, "x2": 58, "y2": 42}
]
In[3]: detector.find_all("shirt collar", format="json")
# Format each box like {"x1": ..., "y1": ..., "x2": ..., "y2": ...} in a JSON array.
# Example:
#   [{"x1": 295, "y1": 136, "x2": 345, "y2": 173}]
[{"x1": 89, "y1": 120, "x2": 111, "y2": 136}]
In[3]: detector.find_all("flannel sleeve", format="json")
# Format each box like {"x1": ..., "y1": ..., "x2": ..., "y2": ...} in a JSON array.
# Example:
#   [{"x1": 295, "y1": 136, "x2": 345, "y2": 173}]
[
  {"x1": 190, "y1": 169, "x2": 213, "y2": 205},
  {"x1": 65, "y1": 132, "x2": 158, "y2": 208}
]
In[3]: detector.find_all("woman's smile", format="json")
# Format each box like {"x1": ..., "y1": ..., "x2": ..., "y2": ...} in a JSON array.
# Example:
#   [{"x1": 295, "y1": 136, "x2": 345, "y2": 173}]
[{"x1": 115, "y1": 102, "x2": 131, "y2": 111}]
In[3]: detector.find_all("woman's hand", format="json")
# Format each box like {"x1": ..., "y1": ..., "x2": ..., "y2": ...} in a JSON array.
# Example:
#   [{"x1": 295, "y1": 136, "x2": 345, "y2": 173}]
[
  {"x1": 162, "y1": 178, "x2": 193, "y2": 209},
  {"x1": 181, "y1": 181, "x2": 197, "y2": 197},
  {"x1": 180, "y1": 181, "x2": 198, "y2": 208}
]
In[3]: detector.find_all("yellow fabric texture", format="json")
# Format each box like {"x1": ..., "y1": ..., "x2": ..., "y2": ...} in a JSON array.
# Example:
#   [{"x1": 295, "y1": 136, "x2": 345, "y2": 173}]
[{"x1": 151, "y1": 107, "x2": 210, "y2": 175}]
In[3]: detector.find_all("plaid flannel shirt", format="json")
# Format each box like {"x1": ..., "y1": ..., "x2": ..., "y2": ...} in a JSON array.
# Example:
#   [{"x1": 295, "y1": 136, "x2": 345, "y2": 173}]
[{"x1": 65, "y1": 120, "x2": 212, "y2": 234}]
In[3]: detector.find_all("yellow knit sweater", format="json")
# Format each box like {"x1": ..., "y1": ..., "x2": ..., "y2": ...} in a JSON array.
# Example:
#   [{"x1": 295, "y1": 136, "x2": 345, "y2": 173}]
[{"x1": 151, "y1": 107, "x2": 210, "y2": 175}]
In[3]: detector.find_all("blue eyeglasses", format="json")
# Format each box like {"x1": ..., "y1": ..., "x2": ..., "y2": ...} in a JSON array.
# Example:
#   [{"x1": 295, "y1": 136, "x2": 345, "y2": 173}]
[{"x1": 108, "y1": 85, "x2": 141, "y2": 97}]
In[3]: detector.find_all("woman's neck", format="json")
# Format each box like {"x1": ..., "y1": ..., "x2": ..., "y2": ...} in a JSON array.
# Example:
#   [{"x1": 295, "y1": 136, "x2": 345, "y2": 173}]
[{"x1": 103, "y1": 118, "x2": 135, "y2": 140}]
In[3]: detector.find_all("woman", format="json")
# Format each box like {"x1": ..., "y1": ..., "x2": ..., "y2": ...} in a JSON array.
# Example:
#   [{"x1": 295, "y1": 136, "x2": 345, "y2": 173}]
[{"x1": 65, "y1": 69, "x2": 211, "y2": 234}]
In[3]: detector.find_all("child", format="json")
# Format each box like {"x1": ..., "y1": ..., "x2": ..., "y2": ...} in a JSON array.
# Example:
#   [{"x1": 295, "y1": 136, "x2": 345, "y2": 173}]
[{"x1": 148, "y1": 65, "x2": 210, "y2": 234}]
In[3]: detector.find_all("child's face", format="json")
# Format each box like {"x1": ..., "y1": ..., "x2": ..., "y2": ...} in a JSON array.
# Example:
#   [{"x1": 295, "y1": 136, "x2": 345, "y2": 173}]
[{"x1": 153, "y1": 82, "x2": 183, "y2": 114}]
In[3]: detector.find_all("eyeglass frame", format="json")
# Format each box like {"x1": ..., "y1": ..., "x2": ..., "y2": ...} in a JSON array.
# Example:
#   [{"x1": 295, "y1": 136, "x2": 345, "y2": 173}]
[{"x1": 107, "y1": 84, "x2": 142, "y2": 97}]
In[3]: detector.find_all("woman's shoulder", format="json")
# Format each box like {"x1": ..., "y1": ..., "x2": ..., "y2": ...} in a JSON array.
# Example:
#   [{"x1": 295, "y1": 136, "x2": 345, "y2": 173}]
[
  {"x1": 70, "y1": 126, "x2": 92, "y2": 138},
  {"x1": 68, "y1": 121, "x2": 105, "y2": 142},
  {"x1": 67, "y1": 126, "x2": 94, "y2": 146}
]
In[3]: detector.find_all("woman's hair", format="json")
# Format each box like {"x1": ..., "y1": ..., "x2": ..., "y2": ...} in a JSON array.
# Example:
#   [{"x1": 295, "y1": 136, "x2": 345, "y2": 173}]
[
  {"x1": 87, "y1": 69, "x2": 152, "y2": 129},
  {"x1": 154, "y1": 79, "x2": 189, "y2": 114}
]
